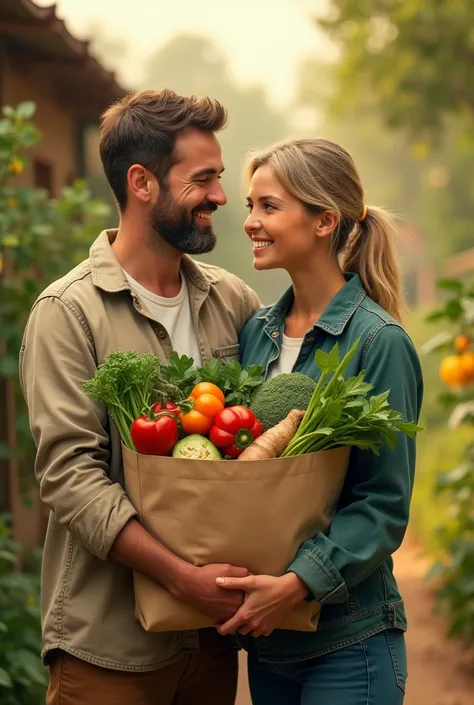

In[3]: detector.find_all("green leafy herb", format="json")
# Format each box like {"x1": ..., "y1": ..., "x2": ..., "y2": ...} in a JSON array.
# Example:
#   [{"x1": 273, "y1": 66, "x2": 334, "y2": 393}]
[
  {"x1": 282, "y1": 340, "x2": 422, "y2": 457},
  {"x1": 84, "y1": 351, "x2": 160, "y2": 450},
  {"x1": 221, "y1": 361, "x2": 264, "y2": 406},
  {"x1": 159, "y1": 352, "x2": 200, "y2": 397},
  {"x1": 197, "y1": 358, "x2": 226, "y2": 388}
]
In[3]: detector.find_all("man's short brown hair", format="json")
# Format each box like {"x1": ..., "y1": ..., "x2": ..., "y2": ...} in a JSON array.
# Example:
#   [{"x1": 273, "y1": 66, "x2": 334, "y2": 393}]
[{"x1": 99, "y1": 89, "x2": 227, "y2": 211}]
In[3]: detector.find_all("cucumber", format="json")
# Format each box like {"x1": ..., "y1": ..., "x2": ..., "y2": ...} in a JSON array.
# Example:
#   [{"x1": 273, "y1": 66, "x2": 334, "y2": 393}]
[{"x1": 172, "y1": 434, "x2": 221, "y2": 460}]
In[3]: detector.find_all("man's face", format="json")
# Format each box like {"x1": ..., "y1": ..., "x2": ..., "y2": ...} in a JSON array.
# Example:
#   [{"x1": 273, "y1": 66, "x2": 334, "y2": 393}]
[{"x1": 150, "y1": 129, "x2": 227, "y2": 255}]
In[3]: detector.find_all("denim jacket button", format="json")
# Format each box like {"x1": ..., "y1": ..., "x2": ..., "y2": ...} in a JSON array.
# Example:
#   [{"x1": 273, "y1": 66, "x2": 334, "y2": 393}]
[{"x1": 271, "y1": 331, "x2": 280, "y2": 338}]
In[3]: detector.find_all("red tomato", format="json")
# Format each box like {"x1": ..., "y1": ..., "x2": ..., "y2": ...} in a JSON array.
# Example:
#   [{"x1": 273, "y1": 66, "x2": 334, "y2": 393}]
[{"x1": 152, "y1": 400, "x2": 183, "y2": 422}]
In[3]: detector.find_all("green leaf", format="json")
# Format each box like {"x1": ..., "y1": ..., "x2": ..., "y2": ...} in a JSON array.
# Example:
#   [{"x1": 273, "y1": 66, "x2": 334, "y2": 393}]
[
  {"x1": 315, "y1": 348, "x2": 329, "y2": 371},
  {"x1": 326, "y1": 343, "x2": 340, "y2": 371},
  {"x1": 6, "y1": 649, "x2": 47, "y2": 686},
  {"x1": 0, "y1": 549, "x2": 16, "y2": 563},
  {"x1": 0, "y1": 667, "x2": 13, "y2": 688},
  {"x1": 16, "y1": 101, "x2": 36, "y2": 120},
  {"x1": 425, "y1": 309, "x2": 448, "y2": 323},
  {"x1": 324, "y1": 400, "x2": 343, "y2": 425},
  {"x1": 445, "y1": 299, "x2": 464, "y2": 321},
  {"x1": 198, "y1": 358, "x2": 224, "y2": 386},
  {"x1": 437, "y1": 278, "x2": 464, "y2": 295}
]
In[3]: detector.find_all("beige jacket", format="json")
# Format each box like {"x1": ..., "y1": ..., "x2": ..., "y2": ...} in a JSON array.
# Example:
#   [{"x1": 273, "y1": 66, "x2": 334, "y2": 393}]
[{"x1": 19, "y1": 230, "x2": 261, "y2": 671}]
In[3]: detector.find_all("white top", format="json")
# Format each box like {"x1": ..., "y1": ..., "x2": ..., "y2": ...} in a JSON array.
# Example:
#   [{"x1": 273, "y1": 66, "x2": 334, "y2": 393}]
[
  {"x1": 267, "y1": 333, "x2": 304, "y2": 379},
  {"x1": 124, "y1": 271, "x2": 203, "y2": 366}
]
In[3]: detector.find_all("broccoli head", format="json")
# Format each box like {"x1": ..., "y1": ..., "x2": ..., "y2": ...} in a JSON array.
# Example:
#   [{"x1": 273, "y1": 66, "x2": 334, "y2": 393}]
[{"x1": 249, "y1": 372, "x2": 316, "y2": 431}]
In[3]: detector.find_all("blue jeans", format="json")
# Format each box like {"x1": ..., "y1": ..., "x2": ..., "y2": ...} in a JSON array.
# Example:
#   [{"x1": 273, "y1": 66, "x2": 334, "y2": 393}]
[{"x1": 247, "y1": 629, "x2": 407, "y2": 705}]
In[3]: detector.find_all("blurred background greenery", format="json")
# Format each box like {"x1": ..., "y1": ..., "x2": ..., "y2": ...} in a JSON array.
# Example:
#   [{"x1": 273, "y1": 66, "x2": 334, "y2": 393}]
[{"x1": 1, "y1": 1, "x2": 474, "y2": 701}]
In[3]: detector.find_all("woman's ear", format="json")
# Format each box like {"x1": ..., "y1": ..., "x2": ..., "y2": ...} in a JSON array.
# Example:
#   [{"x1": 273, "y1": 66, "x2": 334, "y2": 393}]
[
  {"x1": 127, "y1": 164, "x2": 159, "y2": 204},
  {"x1": 315, "y1": 210, "x2": 339, "y2": 240}
]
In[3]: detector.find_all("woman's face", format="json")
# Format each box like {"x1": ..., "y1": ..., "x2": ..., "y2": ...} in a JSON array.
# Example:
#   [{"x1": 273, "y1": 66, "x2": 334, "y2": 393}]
[{"x1": 244, "y1": 164, "x2": 330, "y2": 273}]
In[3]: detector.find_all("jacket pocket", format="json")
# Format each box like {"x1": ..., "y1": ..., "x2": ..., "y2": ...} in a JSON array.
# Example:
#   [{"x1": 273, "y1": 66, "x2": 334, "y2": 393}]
[{"x1": 211, "y1": 343, "x2": 240, "y2": 362}]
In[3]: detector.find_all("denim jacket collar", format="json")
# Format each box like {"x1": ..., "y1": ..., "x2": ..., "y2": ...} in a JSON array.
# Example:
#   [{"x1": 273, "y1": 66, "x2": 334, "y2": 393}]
[{"x1": 257, "y1": 272, "x2": 367, "y2": 336}]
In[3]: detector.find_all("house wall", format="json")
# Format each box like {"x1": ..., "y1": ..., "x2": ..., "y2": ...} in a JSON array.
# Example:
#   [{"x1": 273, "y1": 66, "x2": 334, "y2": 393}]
[{"x1": 2, "y1": 47, "x2": 78, "y2": 196}]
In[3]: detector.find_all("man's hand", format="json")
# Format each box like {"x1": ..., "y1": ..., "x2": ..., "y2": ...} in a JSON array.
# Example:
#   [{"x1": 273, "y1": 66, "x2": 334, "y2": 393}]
[{"x1": 177, "y1": 563, "x2": 251, "y2": 623}]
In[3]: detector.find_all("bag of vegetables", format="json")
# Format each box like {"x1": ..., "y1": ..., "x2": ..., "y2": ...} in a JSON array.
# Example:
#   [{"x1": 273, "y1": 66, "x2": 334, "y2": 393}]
[{"x1": 85, "y1": 340, "x2": 420, "y2": 633}]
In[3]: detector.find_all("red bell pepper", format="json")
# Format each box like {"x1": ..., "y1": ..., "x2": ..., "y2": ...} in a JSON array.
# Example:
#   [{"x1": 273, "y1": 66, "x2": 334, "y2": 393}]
[
  {"x1": 152, "y1": 400, "x2": 183, "y2": 421},
  {"x1": 131, "y1": 409, "x2": 179, "y2": 456},
  {"x1": 209, "y1": 405, "x2": 263, "y2": 458}
]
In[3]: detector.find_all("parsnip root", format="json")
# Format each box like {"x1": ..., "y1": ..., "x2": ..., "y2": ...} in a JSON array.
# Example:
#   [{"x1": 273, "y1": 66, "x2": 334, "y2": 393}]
[{"x1": 238, "y1": 409, "x2": 305, "y2": 461}]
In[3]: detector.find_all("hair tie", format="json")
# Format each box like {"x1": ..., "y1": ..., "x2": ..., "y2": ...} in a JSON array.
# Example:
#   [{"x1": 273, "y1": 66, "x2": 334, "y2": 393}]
[{"x1": 359, "y1": 204, "x2": 368, "y2": 223}]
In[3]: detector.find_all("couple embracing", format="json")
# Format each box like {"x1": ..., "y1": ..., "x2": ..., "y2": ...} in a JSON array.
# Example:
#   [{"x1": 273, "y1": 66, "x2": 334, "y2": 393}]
[{"x1": 20, "y1": 88, "x2": 423, "y2": 705}]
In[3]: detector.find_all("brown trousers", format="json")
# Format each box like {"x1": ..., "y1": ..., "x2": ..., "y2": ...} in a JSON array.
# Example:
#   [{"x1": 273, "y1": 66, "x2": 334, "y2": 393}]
[{"x1": 46, "y1": 630, "x2": 238, "y2": 705}]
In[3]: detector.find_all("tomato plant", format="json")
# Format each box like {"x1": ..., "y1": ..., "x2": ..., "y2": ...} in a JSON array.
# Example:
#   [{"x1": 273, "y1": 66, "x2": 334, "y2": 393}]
[{"x1": 423, "y1": 277, "x2": 474, "y2": 645}]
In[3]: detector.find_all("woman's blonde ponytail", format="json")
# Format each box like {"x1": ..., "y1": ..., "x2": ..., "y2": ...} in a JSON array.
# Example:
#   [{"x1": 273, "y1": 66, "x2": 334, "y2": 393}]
[{"x1": 340, "y1": 206, "x2": 405, "y2": 322}]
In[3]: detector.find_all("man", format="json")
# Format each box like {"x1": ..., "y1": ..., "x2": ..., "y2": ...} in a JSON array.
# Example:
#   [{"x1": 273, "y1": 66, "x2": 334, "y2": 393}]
[{"x1": 20, "y1": 89, "x2": 261, "y2": 705}]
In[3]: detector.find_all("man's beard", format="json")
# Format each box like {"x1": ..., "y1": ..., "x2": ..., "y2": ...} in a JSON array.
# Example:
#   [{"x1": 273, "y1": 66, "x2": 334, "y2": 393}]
[{"x1": 149, "y1": 190, "x2": 217, "y2": 255}]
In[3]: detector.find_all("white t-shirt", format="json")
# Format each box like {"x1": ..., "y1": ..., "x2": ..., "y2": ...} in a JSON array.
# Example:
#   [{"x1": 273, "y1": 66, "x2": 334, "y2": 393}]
[
  {"x1": 267, "y1": 333, "x2": 304, "y2": 379},
  {"x1": 124, "y1": 271, "x2": 203, "y2": 366}
]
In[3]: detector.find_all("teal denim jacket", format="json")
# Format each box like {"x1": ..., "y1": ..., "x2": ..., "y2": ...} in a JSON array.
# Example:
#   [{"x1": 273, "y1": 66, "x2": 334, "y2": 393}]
[{"x1": 239, "y1": 273, "x2": 423, "y2": 662}]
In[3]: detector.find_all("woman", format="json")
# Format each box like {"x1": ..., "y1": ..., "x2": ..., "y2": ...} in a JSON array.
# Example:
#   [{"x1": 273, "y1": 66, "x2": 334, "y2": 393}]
[{"x1": 215, "y1": 138, "x2": 423, "y2": 705}]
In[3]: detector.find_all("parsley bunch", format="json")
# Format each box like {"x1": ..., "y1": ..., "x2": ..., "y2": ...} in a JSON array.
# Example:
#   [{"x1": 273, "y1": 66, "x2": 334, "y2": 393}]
[{"x1": 84, "y1": 351, "x2": 160, "y2": 450}]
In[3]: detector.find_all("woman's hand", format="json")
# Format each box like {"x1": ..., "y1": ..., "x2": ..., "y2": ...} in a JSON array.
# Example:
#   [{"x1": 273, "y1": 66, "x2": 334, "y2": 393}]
[{"x1": 214, "y1": 572, "x2": 309, "y2": 638}]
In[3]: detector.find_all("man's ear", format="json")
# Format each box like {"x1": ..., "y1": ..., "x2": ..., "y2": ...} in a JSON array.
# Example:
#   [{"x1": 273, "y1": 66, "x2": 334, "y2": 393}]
[{"x1": 127, "y1": 164, "x2": 159, "y2": 204}]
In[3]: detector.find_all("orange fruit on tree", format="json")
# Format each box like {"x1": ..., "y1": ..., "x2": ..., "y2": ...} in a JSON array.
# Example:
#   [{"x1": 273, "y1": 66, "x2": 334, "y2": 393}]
[
  {"x1": 8, "y1": 158, "x2": 23, "y2": 175},
  {"x1": 439, "y1": 354, "x2": 468, "y2": 388},
  {"x1": 460, "y1": 352, "x2": 474, "y2": 383},
  {"x1": 454, "y1": 334, "x2": 470, "y2": 353}
]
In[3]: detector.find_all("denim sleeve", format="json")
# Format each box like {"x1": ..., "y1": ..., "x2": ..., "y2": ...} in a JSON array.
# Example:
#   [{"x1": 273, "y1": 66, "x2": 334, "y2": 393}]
[{"x1": 287, "y1": 324, "x2": 423, "y2": 603}]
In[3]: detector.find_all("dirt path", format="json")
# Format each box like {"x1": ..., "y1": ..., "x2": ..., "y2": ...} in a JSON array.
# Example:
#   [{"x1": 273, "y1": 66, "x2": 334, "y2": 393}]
[{"x1": 236, "y1": 534, "x2": 474, "y2": 704}]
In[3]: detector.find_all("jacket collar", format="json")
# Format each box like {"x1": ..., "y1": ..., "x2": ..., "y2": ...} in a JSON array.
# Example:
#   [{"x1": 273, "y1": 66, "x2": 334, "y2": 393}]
[
  {"x1": 89, "y1": 229, "x2": 214, "y2": 294},
  {"x1": 257, "y1": 272, "x2": 366, "y2": 336}
]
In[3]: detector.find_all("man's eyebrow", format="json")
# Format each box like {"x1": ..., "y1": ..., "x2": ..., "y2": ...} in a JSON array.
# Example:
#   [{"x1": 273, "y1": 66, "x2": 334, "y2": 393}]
[{"x1": 192, "y1": 167, "x2": 225, "y2": 178}]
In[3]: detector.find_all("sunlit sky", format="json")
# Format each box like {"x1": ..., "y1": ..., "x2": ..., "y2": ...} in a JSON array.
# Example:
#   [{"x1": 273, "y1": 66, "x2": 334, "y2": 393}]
[{"x1": 36, "y1": 0, "x2": 333, "y2": 107}]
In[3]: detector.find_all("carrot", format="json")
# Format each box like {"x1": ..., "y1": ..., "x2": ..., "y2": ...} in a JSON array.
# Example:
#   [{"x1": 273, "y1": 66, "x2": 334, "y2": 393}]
[{"x1": 237, "y1": 409, "x2": 305, "y2": 461}]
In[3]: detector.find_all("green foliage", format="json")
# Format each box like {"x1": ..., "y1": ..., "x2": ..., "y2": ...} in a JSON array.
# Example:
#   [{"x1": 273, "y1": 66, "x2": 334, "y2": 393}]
[
  {"x1": 0, "y1": 102, "x2": 110, "y2": 466},
  {"x1": 282, "y1": 341, "x2": 421, "y2": 456},
  {"x1": 0, "y1": 514, "x2": 45, "y2": 705},
  {"x1": 318, "y1": 0, "x2": 474, "y2": 136},
  {"x1": 423, "y1": 277, "x2": 474, "y2": 644}
]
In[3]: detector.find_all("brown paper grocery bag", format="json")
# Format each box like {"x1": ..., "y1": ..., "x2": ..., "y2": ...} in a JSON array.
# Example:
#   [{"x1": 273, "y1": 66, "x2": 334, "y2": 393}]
[{"x1": 123, "y1": 446, "x2": 350, "y2": 633}]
